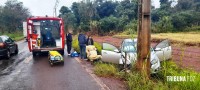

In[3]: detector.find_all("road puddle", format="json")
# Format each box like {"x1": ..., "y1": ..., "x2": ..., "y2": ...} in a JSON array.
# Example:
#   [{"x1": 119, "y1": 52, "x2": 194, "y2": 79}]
[
  {"x1": 0, "y1": 58, "x2": 15, "y2": 75},
  {"x1": 0, "y1": 59, "x2": 14, "y2": 69}
]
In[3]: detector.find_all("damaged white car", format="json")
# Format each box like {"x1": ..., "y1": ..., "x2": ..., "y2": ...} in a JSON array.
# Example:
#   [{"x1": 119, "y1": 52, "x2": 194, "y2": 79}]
[{"x1": 101, "y1": 38, "x2": 172, "y2": 73}]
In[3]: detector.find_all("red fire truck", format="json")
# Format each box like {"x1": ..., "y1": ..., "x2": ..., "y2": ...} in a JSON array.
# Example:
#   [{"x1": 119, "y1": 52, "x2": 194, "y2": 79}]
[{"x1": 27, "y1": 16, "x2": 65, "y2": 56}]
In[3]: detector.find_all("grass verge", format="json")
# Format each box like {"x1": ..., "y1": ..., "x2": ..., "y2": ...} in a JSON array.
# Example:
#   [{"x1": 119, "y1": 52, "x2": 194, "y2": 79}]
[
  {"x1": 94, "y1": 62, "x2": 119, "y2": 77},
  {"x1": 0, "y1": 31, "x2": 24, "y2": 41},
  {"x1": 156, "y1": 61, "x2": 200, "y2": 90},
  {"x1": 94, "y1": 61, "x2": 200, "y2": 90}
]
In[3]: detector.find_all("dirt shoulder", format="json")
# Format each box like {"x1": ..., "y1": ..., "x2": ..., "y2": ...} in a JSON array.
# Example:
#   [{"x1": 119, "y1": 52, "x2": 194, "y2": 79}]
[{"x1": 92, "y1": 36, "x2": 200, "y2": 72}]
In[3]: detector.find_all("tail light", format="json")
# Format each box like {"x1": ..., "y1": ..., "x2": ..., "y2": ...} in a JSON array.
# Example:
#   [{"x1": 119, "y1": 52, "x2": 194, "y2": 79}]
[{"x1": 0, "y1": 43, "x2": 5, "y2": 48}]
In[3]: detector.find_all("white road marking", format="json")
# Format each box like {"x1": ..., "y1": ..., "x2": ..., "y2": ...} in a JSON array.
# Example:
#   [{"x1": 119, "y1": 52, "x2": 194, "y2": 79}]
[
  {"x1": 75, "y1": 58, "x2": 110, "y2": 90},
  {"x1": 17, "y1": 70, "x2": 21, "y2": 73},
  {"x1": 24, "y1": 55, "x2": 32, "y2": 64},
  {"x1": 18, "y1": 47, "x2": 26, "y2": 54}
]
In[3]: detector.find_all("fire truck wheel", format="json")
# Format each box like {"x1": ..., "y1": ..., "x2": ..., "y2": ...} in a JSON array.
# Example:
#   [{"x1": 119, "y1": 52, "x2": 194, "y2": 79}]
[
  {"x1": 32, "y1": 51, "x2": 37, "y2": 57},
  {"x1": 61, "y1": 62, "x2": 64, "y2": 65}
]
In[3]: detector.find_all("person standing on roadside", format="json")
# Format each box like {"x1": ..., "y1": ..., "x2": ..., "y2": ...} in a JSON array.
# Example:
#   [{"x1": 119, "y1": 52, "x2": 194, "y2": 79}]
[
  {"x1": 78, "y1": 30, "x2": 87, "y2": 60},
  {"x1": 66, "y1": 31, "x2": 73, "y2": 55},
  {"x1": 86, "y1": 35, "x2": 94, "y2": 45}
]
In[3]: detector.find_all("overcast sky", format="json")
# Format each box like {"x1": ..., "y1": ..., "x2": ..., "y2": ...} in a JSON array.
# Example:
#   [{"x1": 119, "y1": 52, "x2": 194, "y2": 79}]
[{"x1": 0, "y1": 0, "x2": 160, "y2": 16}]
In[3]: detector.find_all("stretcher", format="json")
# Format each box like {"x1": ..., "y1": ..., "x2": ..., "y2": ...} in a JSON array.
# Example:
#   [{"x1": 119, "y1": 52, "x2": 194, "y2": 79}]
[
  {"x1": 86, "y1": 45, "x2": 102, "y2": 62},
  {"x1": 48, "y1": 51, "x2": 64, "y2": 66}
]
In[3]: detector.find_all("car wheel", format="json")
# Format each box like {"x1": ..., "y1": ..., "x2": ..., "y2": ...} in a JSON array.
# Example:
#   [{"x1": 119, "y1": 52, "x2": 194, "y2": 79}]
[
  {"x1": 6, "y1": 50, "x2": 11, "y2": 59},
  {"x1": 14, "y1": 47, "x2": 19, "y2": 54}
]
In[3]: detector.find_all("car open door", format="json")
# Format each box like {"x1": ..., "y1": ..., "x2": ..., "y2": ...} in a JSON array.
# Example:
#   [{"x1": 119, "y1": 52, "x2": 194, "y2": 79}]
[
  {"x1": 101, "y1": 43, "x2": 121, "y2": 64},
  {"x1": 154, "y1": 39, "x2": 172, "y2": 61}
]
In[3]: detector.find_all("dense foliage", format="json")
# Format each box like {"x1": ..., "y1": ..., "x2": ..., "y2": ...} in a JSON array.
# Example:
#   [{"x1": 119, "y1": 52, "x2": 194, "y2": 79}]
[
  {"x1": 152, "y1": 0, "x2": 200, "y2": 32},
  {"x1": 59, "y1": 0, "x2": 138, "y2": 35},
  {"x1": 0, "y1": 0, "x2": 30, "y2": 33},
  {"x1": 1, "y1": 0, "x2": 200, "y2": 34},
  {"x1": 59, "y1": 0, "x2": 200, "y2": 34}
]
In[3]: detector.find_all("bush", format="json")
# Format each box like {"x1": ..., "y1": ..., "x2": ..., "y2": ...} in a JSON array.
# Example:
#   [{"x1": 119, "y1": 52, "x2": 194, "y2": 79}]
[
  {"x1": 124, "y1": 20, "x2": 137, "y2": 34},
  {"x1": 72, "y1": 38, "x2": 80, "y2": 53},
  {"x1": 152, "y1": 16, "x2": 174, "y2": 33},
  {"x1": 94, "y1": 42, "x2": 102, "y2": 54},
  {"x1": 184, "y1": 26, "x2": 200, "y2": 32}
]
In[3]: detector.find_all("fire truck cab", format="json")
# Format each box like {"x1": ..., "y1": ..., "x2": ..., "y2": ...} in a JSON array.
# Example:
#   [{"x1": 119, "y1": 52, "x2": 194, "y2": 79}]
[{"x1": 27, "y1": 16, "x2": 65, "y2": 56}]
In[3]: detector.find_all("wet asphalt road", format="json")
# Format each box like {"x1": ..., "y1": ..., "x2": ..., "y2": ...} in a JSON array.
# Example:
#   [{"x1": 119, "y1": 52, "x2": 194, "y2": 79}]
[{"x1": 0, "y1": 40, "x2": 102, "y2": 90}]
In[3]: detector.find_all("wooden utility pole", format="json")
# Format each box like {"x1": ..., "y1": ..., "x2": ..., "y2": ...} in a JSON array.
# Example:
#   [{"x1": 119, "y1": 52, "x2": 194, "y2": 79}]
[{"x1": 136, "y1": 0, "x2": 151, "y2": 78}]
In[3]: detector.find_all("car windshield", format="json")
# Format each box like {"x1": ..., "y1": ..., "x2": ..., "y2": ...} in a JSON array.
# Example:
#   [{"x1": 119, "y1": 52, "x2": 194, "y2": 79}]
[
  {"x1": 122, "y1": 41, "x2": 153, "y2": 52},
  {"x1": 122, "y1": 42, "x2": 136, "y2": 52}
]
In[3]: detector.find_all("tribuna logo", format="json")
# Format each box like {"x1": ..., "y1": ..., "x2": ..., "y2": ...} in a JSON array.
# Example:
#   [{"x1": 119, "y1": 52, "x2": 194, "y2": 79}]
[{"x1": 167, "y1": 76, "x2": 195, "y2": 82}]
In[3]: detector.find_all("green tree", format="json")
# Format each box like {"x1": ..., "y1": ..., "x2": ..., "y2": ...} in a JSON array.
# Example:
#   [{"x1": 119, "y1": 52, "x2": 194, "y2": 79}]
[
  {"x1": 62, "y1": 13, "x2": 77, "y2": 31},
  {"x1": 156, "y1": 16, "x2": 173, "y2": 33},
  {"x1": 0, "y1": 6, "x2": 4, "y2": 33},
  {"x1": 175, "y1": 0, "x2": 193, "y2": 11},
  {"x1": 96, "y1": 1, "x2": 118, "y2": 18},
  {"x1": 59, "y1": 0, "x2": 200, "y2": 34},
  {"x1": 99, "y1": 15, "x2": 119, "y2": 34},
  {"x1": 59, "y1": 6, "x2": 71, "y2": 15},
  {"x1": 152, "y1": 0, "x2": 172, "y2": 22},
  {"x1": 160, "y1": 0, "x2": 168, "y2": 5},
  {"x1": 0, "y1": 0, "x2": 30, "y2": 33},
  {"x1": 172, "y1": 11, "x2": 200, "y2": 31},
  {"x1": 116, "y1": 0, "x2": 138, "y2": 20},
  {"x1": 59, "y1": 6, "x2": 77, "y2": 32},
  {"x1": 71, "y1": 2, "x2": 81, "y2": 25}
]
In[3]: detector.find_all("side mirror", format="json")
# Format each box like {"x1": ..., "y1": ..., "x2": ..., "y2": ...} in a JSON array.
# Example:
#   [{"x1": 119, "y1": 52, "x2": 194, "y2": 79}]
[
  {"x1": 113, "y1": 49, "x2": 120, "y2": 53},
  {"x1": 154, "y1": 48, "x2": 162, "y2": 51}
]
